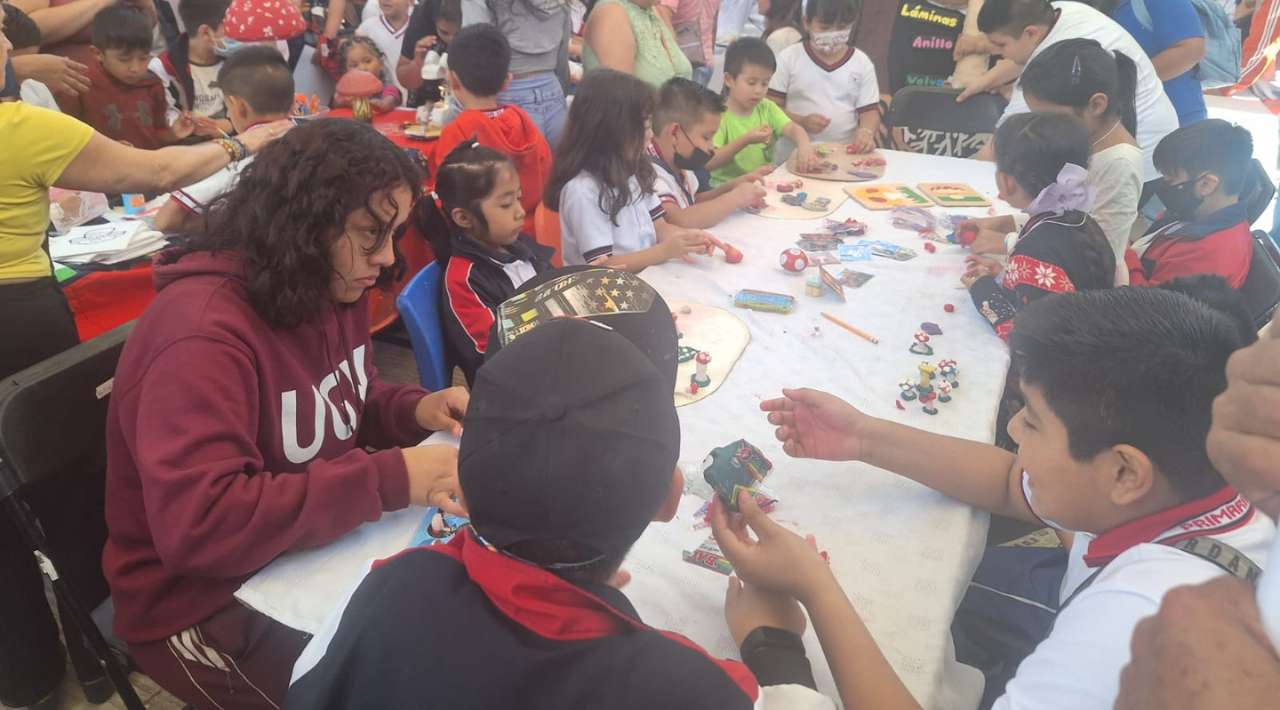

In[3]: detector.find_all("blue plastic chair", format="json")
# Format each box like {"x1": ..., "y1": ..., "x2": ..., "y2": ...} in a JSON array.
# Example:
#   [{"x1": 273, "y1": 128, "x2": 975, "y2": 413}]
[{"x1": 395, "y1": 261, "x2": 451, "y2": 391}]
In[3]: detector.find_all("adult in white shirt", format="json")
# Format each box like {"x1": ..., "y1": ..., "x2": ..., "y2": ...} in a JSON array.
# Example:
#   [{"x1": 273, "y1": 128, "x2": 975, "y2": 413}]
[
  {"x1": 960, "y1": 0, "x2": 1177, "y2": 182},
  {"x1": 1113, "y1": 310, "x2": 1280, "y2": 709}
]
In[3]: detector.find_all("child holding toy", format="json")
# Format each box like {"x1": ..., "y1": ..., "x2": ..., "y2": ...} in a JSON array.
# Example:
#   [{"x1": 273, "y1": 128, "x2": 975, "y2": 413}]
[
  {"x1": 649, "y1": 77, "x2": 769, "y2": 228},
  {"x1": 725, "y1": 286, "x2": 1271, "y2": 710},
  {"x1": 544, "y1": 69, "x2": 715, "y2": 272},
  {"x1": 963, "y1": 112, "x2": 1115, "y2": 340},
  {"x1": 768, "y1": 0, "x2": 881, "y2": 150},
  {"x1": 707, "y1": 37, "x2": 817, "y2": 187}
]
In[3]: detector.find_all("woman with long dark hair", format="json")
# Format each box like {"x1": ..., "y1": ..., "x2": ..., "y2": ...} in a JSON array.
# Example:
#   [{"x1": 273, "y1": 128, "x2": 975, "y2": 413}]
[{"x1": 102, "y1": 119, "x2": 469, "y2": 709}]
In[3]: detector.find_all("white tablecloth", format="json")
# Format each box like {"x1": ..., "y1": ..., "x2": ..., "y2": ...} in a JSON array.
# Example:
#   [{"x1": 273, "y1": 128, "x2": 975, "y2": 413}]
[{"x1": 237, "y1": 150, "x2": 1010, "y2": 709}]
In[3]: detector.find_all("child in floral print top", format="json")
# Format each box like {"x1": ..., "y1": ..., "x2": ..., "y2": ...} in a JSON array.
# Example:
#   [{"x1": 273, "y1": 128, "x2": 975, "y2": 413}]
[{"x1": 964, "y1": 113, "x2": 1116, "y2": 340}]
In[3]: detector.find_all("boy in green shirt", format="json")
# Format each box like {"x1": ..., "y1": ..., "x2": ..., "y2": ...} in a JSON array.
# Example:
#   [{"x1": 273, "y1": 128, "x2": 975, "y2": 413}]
[{"x1": 708, "y1": 37, "x2": 816, "y2": 187}]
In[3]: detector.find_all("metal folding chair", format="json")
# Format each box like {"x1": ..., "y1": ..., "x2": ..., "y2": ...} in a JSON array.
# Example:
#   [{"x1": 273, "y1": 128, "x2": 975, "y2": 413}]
[{"x1": 0, "y1": 323, "x2": 144, "y2": 710}]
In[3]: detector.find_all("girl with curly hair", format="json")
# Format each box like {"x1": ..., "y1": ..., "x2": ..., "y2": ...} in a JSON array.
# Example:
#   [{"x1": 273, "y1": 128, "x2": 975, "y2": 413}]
[
  {"x1": 102, "y1": 119, "x2": 468, "y2": 709},
  {"x1": 335, "y1": 35, "x2": 403, "y2": 112}
]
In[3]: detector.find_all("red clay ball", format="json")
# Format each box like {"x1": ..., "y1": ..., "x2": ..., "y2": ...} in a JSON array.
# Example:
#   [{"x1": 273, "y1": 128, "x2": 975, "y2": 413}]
[{"x1": 944, "y1": 303, "x2": 956, "y2": 313}]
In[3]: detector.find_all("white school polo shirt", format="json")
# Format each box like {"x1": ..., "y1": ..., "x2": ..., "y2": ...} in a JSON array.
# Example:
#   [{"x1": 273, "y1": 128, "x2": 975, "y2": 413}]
[
  {"x1": 1001, "y1": 0, "x2": 1178, "y2": 182},
  {"x1": 769, "y1": 43, "x2": 880, "y2": 145},
  {"x1": 558, "y1": 174, "x2": 666, "y2": 265},
  {"x1": 994, "y1": 486, "x2": 1275, "y2": 710},
  {"x1": 647, "y1": 143, "x2": 698, "y2": 210}
]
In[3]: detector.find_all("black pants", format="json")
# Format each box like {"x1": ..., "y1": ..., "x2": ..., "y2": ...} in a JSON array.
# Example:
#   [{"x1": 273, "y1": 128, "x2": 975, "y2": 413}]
[{"x1": 0, "y1": 278, "x2": 108, "y2": 707}]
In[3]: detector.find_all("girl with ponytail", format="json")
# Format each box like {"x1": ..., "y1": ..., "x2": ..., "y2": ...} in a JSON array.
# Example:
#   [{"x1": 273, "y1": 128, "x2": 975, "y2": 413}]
[
  {"x1": 418, "y1": 143, "x2": 556, "y2": 384},
  {"x1": 961, "y1": 38, "x2": 1142, "y2": 285}
]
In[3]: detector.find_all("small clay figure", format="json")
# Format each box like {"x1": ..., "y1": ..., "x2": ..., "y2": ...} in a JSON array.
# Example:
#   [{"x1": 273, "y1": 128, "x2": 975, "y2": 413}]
[
  {"x1": 921, "y1": 391, "x2": 939, "y2": 415},
  {"x1": 898, "y1": 380, "x2": 918, "y2": 401},
  {"x1": 692, "y1": 351, "x2": 712, "y2": 388},
  {"x1": 781, "y1": 192, "x2": 808, "y2": 207},
  {"x1": 938, "y1": 381, "x2": 952, "y2": 403},
  {"x1": 917, "y1": 361, "x2": 936, "y2": 393},
  {"x1": 909, "y1": 331, "x2": 933, "y2": 356}
]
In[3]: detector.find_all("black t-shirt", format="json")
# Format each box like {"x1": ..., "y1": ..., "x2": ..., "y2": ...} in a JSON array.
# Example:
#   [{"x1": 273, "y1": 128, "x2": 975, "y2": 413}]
[
  {"x1": 402, "y1": 0, "x2": 443, "y2": 58},
  {"x1": 400, "y1": 0, "x2": 446, "y2": 106},
  {"x1": 887, "y1": 0, "x2": 965, "y2": 94}
]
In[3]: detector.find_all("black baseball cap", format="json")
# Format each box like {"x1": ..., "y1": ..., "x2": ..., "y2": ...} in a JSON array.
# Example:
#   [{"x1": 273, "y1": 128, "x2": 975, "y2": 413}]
[
  {"x1": 460, "y1": 317, "x2": 681, "y2": 563},
  {"x1": 484, "y1": 266, "x2": 679, "y2": 392}
]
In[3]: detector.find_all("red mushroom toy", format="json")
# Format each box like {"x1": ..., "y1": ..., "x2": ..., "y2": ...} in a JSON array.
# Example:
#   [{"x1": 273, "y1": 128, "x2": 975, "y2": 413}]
[{"x1": 336, "y1": 70, "x2": 384, "y2": 123}]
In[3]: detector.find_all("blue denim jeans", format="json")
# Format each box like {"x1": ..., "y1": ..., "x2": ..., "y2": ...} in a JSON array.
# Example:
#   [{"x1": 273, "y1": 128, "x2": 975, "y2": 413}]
[
  {"x1": 692, "y1": 64, "x2": 714, "y2": 87},
  {"x1": 1270, "y1": 193, "x2": 1280, "y2": 251},
  {"x1": 499, "y1": 72, "x2": 568, "y2": 148}
]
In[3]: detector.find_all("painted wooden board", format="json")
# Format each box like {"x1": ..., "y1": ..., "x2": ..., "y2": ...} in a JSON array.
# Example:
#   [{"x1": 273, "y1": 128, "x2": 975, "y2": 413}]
[
  {"x1": 753, "y1": 176, "x2": 850, "y2": 220},
  {"x1": 845, "y1": 182, "x2": 933, "y2": 210},
  {"x1": 918, "y1": 182, "x2": 992, "y2": 208},
  {"x1": 670, "y1": 299, "x2": 750, "y2": 407},
  {"x1": 787, "y1": 144, "x2": 888, "y2": 183}
]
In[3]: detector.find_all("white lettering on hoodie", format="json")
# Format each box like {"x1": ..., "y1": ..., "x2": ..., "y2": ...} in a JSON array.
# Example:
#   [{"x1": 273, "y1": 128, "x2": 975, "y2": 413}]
[{"x1": 280, "y1": 345, "x2": 371, "y2": 464}]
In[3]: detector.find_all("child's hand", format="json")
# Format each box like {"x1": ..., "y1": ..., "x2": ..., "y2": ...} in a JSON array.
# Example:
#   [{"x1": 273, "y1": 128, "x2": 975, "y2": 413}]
[
  {"x1": 968, "y1": 225, "x2": 1009, "y2": 255},
  {"x1": 793, "y1": 146, "x2": 817, "y2": 173},
  {"x1": 730, "y1": 180, "x2": 768, "y2": 209},
  {"x1": 962, "y1": 255, "x2": 1002, "y2": 288},
  {"x1": 744, "y1": 125, "x2": 774, "y2": 146},
  {"x1": 799, "y1": 113, "x2": 831, "y2": 135},
  {"x1": 710, "y1": 492, "x2": 833, "y2": 605},
  {"x1": 850, "y1": 127, "x2": 875, "y2": 154},
  {"x1": 660, "y1": 229, "x2": 712, "y2": 262},
  {"x1": 171, "y1": 113, "x2": 196, "y2": 140},
  {"x1": 724, "y1": 576, "x2": 807, "y2": 647},
  {"x1": 192, "y1": 117, "x2": 224, "y2": 138},
  {"x1": 761, "y1": 388, "x2": 868, "y2": 461},
  {"x1": 744, "y1": 165, "x2": 775, "y2": 182}
]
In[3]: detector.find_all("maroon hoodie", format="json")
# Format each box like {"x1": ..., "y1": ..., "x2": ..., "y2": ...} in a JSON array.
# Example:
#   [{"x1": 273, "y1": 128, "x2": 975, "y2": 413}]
[{"x1": 103, "y1": 251, "x2": 429, "y2": 644}]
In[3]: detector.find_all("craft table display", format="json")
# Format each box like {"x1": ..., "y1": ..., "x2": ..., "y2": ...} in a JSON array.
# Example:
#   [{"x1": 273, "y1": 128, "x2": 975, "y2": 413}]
[{"x1": 236, "y1": 151, "x2": 1009, "y2": 709}]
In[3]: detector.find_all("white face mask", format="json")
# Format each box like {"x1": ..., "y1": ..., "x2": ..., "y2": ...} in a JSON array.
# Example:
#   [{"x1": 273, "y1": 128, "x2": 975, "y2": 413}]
[
  {"x1": 1021, "y1": 471, "x2": 1069, "y2": 531},
  {"x1": 810, "y1": 29, "x2": 851, "y2": 54}
]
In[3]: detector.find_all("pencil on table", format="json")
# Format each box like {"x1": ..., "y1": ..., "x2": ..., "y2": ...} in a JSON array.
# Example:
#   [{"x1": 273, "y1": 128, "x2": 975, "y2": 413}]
[{"x1": 821, "y1": 312, "x2": 879, "y2": 344}]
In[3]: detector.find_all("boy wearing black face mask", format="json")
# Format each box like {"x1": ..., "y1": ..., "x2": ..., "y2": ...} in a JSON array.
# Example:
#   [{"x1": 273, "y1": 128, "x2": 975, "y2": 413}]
[
  {"x1": 648, "y1": 78, "x2": 769, "y2": 229},
  {"x1": 1125, "y1": 120, "x2": 1255, "y2": 288}
]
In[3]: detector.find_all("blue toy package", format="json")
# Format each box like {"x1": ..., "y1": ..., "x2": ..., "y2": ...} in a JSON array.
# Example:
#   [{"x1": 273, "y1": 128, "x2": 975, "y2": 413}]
[
  {"x1": 410, "y1": 507, "x2": 470, "y2": 547},
  {"x1": 838, "y1": 243, "x2": 872, "y2": 261}
]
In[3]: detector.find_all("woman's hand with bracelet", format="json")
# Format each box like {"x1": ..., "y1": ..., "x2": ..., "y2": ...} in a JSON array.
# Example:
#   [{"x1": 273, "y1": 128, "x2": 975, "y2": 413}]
[{"x1": 237, "y1": 119, "x2": 295, "y2": 156}]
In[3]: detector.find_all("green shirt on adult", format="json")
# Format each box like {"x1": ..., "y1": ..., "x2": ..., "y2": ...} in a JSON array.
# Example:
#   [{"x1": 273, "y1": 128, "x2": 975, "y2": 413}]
[{"x1": 583, "y1": 0, "x2": 692, "y2": 87}]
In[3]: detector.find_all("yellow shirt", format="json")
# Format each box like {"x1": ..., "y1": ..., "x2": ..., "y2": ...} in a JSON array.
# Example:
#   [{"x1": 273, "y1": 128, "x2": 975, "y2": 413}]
[{"x1": 0, "y1": 102, "x2": 95, "y2": 280}]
